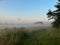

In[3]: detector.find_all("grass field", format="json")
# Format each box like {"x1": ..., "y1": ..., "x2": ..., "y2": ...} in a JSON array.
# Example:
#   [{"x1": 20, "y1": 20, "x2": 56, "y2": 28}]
[{"x1": 0, "y1": 27, "x2": 60, "y2": 45}]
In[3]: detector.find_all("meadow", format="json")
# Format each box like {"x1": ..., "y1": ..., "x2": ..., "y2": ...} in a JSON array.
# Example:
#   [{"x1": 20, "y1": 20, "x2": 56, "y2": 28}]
[{"x1": 0, "y1": 27, "x2": 60, "y2": 45}]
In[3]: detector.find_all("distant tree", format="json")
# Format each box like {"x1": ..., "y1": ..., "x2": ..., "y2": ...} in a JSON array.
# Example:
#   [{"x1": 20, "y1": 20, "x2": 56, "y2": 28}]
[{"x1": 47, "y1": 0, "x2": 60, "y2": 28}]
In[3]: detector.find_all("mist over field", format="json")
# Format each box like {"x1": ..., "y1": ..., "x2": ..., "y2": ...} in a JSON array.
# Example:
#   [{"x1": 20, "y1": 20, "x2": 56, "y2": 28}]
[
  {"x1": 0, "y1": 0, "x2": 60, "y2": 45},
  {"x1": 0, "y1": 21, "x2": 51, "y2": 28}
]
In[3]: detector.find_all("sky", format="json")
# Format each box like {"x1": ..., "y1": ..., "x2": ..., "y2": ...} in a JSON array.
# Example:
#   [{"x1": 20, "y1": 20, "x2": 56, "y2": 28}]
[{"x1": 0, "y1": 0, "x2": 57, "y2": 23}]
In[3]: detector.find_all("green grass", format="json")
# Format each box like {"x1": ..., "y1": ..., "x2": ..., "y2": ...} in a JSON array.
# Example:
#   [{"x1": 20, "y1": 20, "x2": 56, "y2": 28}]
[{"x1": 0, "y1": 27, "x2": 60, "y2": 45}]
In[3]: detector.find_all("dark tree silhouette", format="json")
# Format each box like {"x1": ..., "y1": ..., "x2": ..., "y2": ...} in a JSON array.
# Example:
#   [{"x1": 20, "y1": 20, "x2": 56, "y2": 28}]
[{"x1": 47, "y1": 0, "x2": 60, "y2": 28}]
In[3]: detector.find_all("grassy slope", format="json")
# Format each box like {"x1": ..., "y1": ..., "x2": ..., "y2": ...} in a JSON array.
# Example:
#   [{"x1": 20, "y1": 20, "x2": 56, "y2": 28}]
[{"x1": 0, "y1": 28, "x2": 60, "y2": 45}]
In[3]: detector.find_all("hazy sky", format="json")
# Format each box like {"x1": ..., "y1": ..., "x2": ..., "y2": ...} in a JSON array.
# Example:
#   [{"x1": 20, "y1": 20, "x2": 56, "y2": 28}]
[{"x1": 0, "y1": 0, "x2": 57, "y2": 23}]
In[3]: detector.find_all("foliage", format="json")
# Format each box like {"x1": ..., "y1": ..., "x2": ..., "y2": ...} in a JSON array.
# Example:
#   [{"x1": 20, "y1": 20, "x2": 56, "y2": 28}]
[{"x1": 47, "y1": 0, "x2": 60, "y2": 28}]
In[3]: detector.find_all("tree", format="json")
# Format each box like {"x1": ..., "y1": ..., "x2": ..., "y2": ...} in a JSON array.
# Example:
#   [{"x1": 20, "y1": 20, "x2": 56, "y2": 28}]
[{"x1": 47, "y1": 0, "x2": 60, "y2": 28}]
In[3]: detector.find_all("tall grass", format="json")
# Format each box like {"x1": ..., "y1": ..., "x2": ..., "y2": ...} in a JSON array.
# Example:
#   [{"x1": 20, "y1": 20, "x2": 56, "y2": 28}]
[{"x1": 0, "y1": 27, "x2": 60, "y2": 45}]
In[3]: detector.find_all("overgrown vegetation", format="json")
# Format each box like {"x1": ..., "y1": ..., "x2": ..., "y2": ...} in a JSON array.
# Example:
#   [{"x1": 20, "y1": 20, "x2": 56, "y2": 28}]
[{"x1": 0, "y1": 27, "x2": 60, "y2": 45}]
